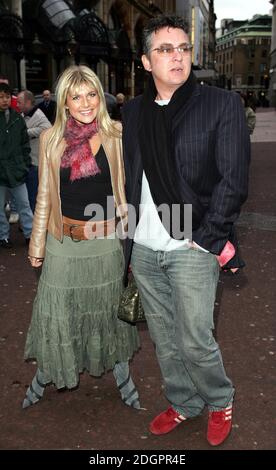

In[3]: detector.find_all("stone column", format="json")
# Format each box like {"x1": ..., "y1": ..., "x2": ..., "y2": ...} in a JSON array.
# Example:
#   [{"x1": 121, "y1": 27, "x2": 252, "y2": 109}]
[{"x1": 10, "y1": 0, "x2": 26, "y2": 89}]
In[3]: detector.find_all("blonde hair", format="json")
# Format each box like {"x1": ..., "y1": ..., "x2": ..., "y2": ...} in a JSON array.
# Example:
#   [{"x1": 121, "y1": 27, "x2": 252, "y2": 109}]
[{"x1": 47, "y1": 65, "x2": 120, "y2": 156}]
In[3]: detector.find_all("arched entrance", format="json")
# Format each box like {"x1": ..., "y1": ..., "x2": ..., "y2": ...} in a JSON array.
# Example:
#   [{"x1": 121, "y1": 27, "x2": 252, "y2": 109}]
[
  {"x1": 0, "y1": 12, "x2": 25, "y2": 89},
  {"x1": 73, "y1": 11, "x2": 110, "y2": 70},
  {"x1": 107, "y1": 2, "x2": 132, "y2": 95},
  {"x1": 22, "y1": 0, "x2": 110, "y2": 91}
]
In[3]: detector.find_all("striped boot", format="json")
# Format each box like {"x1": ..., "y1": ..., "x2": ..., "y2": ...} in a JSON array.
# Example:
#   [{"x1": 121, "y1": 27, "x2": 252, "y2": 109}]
[
  {"x1": 113, "y1": 361, "x2": 141, "y2": 409},
  {"x1": 22, "y1": 369, "x2": 47, "y2": 409}
]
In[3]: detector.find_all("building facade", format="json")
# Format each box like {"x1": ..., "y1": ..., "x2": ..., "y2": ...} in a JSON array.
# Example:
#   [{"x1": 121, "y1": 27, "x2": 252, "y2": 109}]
[
  {"x1": 0, "y1": 0, "x2": 176, "y2": 96},
  {"x1": 176, "y1": 0, "x2": 216, "y2": 83},
  {"x1": 216, "y1": 15, "x2": 272, "y2": 105},
  {"x1": 269, "y1": 0, "x2": 276, "y2": 105}
]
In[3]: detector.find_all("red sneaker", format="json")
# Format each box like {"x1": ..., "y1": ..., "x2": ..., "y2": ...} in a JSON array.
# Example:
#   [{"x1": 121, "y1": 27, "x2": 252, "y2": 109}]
[
  {"x1": 149, "y1": 406, "x2": 187, "y2": 435},
  {"x1": 207, "y1": 406, "x2": 233, "y2": 446}
]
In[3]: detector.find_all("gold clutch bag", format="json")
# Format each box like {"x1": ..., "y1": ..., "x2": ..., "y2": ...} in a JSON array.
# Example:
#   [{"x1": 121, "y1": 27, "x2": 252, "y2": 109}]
[{"x1": 118, "y1": 279, "x2": 145, "y2": 323}]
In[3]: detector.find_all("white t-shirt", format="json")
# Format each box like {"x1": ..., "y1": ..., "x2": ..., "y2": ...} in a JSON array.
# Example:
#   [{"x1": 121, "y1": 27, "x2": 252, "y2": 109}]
[{"x1": 134, "y1": 172, "x2": 190, "y2": 251}]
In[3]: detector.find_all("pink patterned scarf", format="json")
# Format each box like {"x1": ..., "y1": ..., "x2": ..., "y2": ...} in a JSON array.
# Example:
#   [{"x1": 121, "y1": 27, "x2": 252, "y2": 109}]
[{"x1": 60, "y1": 117, "x2": 100, "y2": 181}]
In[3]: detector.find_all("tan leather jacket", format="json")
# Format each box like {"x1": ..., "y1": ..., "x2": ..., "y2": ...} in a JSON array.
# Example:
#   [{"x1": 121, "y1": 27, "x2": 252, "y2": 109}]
[{"x1": 29, "y1": 122, "x2": 127, "y2": 259}]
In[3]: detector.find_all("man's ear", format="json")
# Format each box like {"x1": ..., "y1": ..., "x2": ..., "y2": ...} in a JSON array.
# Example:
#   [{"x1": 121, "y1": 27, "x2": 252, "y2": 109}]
[{"x1": 141, "y1": 54, "x2": 152, "y2": 72}]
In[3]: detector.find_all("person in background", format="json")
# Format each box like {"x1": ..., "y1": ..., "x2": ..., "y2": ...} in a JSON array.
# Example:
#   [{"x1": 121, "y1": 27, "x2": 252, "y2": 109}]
[
  {"x1": 37, "y1": 89, "x2": 57, "y2": 124},
  {"x1": 23, "y1": 65, "x2": 140, "y2": 412},
  {"x1": 0, "y1": 82, "x2": 33, "y2": 248},
  {"x1": 17, "y1": 90, "x2": 51, "y2": 212},
  {"x1": 0, "y1": 75, "x2": 19, "y2": 111},
  {"x1": 240, "y1": 93, "x2": 256, "y2": 135},
  {"x1": 113, "y1": 93, "x2": 125, "y2": 121},
  {"x1": 122, "y1": 15, "x2": 250, "y2": 446},
  {"x1": 0, "y1": 75, "x2": 20, "y2": 223}
]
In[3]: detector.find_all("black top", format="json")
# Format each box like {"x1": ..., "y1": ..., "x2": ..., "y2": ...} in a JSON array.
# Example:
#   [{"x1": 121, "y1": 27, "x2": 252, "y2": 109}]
[{"x1": 60, "y1": 145, "x2": 114, "y2": 221}]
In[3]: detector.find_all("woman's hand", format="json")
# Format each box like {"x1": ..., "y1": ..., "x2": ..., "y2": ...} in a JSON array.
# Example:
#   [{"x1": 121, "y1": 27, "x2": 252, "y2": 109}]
[{"x1": 28, "y1": 256, "x2": 44, "y2": 268}]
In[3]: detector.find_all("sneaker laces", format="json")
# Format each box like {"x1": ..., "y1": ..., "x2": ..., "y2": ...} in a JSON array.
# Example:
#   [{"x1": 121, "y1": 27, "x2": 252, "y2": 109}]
[{"x1": 209, "y1": 407, "x2": 232, "y2": 425}]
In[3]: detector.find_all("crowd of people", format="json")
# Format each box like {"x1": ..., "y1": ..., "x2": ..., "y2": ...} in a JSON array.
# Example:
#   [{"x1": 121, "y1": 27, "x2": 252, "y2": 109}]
[
  {"x1": 1, "y1": 14, "x2": 253, "y2": 447},
  {"x1": 0, "y1": 78, "x2": 56, "y2": 246}
]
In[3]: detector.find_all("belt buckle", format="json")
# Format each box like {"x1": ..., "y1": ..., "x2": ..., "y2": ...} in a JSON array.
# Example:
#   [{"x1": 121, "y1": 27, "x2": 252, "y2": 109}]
[{"x1": 69, "y1": 224, "x2": 81, "y2": 242}]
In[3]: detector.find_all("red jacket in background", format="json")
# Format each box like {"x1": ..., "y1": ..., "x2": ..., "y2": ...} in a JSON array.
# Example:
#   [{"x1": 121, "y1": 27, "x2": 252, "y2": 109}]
[{"x1": 11, "y1": 95, "x2": 19, "y2": 112}]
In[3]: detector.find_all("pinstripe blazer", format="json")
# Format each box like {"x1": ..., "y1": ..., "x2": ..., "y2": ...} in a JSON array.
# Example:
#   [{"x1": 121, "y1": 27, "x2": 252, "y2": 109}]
[{"x1": 122, "y1": 84, "x2": 250, "y2": 277}]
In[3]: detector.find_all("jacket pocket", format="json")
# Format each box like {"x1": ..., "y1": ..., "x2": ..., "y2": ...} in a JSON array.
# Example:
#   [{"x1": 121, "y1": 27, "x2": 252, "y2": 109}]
[{"x1": 7, "y1": 159, "x2": 29, "y2": 185}]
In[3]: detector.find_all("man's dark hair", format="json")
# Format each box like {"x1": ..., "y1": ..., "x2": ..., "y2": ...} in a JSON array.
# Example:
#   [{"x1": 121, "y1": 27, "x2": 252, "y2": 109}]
[
  {"x1": 142, "y1": 15, "x2": 190, "y2": 55},
  {"x1": 0, "y1": 82, "x2": 11, "y2": 95}
]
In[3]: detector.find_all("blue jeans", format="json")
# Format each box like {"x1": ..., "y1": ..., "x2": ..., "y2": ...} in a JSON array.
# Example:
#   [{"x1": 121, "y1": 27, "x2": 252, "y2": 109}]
[
  {"x1": 26, "y1": 165, "x2": 38, "y2": 213},
  {"x1": 6, "y1": 189, "x2": 17, "y2": 213},
  {"x1": 0, "y1": 184, "x2": 33, "y2": 239},
  {"x1": 131, "y1": 242, "x2": 234, "y2": 417}
]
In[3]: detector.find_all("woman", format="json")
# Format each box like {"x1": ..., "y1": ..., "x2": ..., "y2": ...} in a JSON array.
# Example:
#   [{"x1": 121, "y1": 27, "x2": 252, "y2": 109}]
[{"x1": 23, "y1": 65, "x2": 140, "y2": 410}]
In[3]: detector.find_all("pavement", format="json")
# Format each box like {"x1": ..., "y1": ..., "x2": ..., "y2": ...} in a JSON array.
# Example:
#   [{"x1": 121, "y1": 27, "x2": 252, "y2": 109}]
[
  {"x1": 0, "y1": 109, "x2": 275, "y2": 452},
  {"x1": 251, "y1": 108, "x2": 276, "y2": 143}
]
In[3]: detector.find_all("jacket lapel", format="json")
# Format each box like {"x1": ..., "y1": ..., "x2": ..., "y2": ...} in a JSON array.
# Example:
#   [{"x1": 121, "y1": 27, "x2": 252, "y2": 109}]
[
  {"x1": 49, "y1": 138, "x2": 66, "y2": 195},
  {"x1": 172, "y1": 84, "x2": 201, "y2": 131}
]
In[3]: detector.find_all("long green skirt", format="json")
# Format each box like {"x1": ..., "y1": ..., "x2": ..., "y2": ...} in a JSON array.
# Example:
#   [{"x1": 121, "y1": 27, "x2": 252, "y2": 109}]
[{"x1": 24, "y1": 233, "x2": 140, "y2": 389}]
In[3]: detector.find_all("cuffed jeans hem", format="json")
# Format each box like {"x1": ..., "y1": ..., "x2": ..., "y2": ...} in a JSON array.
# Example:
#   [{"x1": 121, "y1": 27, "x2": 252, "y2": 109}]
[
  {"x1": 208, "y1": 397, "x2": 234, "y2": 412},
  {"x1": 172, "y1": 404, "x2": 202, "y2": 419}
]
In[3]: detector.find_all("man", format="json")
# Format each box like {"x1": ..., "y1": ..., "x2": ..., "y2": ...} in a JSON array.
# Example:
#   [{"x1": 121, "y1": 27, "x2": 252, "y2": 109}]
[
  {"x1": 0, "y1": 75, "x2": 20, "y2": 223},
  {"x1": 122, "y1": 16, "x2": 250, "y2": 446},
  {"x1": 0, "y1": 82, "x2": 33, "y2": 248},
  {"x1": 113, "y1": 92, "x2": 125, "y2": 121},
  {"x1": 17, "y1": 90, "x2": 51, "y2": 212},
  {"x1": 37, "y1": 89, "x2": 56, "y2": 124}
]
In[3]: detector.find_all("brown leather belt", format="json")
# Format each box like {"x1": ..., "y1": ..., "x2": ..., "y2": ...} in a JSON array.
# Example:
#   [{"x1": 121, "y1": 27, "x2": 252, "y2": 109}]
[{"x1": 63, "y1": 215, "x2": 117, "y2": 241}]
